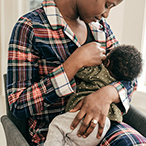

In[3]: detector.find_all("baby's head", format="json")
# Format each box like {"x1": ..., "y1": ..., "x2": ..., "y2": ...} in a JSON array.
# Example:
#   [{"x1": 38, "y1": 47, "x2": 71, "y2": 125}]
[{"x1": 103, "y1": 45, "x2": 143, "y2": 81}]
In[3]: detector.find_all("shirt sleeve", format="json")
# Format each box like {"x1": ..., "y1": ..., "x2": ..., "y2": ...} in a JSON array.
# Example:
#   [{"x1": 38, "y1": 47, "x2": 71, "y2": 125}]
[
  {"x1": 103, "y1": 19, "x2": 137, "y2": 114},
  {"x1": 7, "y1": 17, "x2": 75, "y2": 119},
  {"x1": 111, "y1": 79, "x2": 137, "y2": 114}
]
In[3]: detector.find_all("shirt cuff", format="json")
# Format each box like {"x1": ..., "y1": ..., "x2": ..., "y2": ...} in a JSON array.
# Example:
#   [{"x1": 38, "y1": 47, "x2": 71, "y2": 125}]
[
  {"x1": 111, "y1": 81, "x2": 130, "y2": 113},
  {"x1": 49, "y1": 64, "x2": 75, "y2": 97}
]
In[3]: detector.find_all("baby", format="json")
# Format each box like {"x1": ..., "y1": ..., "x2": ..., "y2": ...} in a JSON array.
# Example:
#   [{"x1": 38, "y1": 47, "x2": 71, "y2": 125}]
[{"x1": 44, "y1": 45, "x2": 143, "y2": 146}]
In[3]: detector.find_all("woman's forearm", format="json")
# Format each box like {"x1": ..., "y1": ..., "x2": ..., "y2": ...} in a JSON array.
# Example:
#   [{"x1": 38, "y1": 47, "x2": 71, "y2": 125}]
[{"x1": 63, "y1": 42, "x2": 106, "y2": 81}]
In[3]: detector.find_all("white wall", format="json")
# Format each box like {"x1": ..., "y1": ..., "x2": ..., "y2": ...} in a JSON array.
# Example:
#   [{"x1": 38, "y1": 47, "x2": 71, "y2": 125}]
[
  {"x1": 107, "y1": 0, "x2": 146, "y2": 114},
  {"x1": 107, "y1": 0, "x2": 146, "y2": 51},
  {"x1": 106, "y1": 1, "x2": 125, "y2": 44},
  {"x1": 0, "y1": 0, "x2": 29, "y2": 97}
]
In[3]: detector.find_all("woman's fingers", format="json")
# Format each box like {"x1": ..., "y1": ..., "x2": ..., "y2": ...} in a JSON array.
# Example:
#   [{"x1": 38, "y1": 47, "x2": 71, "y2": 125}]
[
  {"x1": 102, "y1": 54, "x2": 106, "y2": 61},
  {"x1": 76, "y1": 42, "x2": 107, "y2": 67},
  {"x1": 96, "y1": 117, "x2": 106, "y2": 139},
  {"x1": 83, "y1": 118, "x2": 98, "y2": 138},
  {"x1": 77, "y1": 115, "x2": 106, "y2": 139},
  {"x1": 102, "y1": 48, "x2": 106, "y2": 54},
  {"x1": 77, "y1": 115, "x2": 92, "y2": 137},
  {"x1": 69, "y1": 100, "x2": 83, "y2": 112},
  {"x1": 70, "y1": 109, "x2": 86, "y2": 130}
]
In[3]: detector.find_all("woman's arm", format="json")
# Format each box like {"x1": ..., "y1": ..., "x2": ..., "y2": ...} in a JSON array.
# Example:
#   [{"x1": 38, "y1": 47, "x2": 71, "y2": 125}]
[
  {"x1": 63, "y1": 42, "x2": 106, "y2": 81},
  {"x1": 7, "y1": 16, "x2": 77, "y2": 119},
  {"x1": 7, "y1": 16, "x2": 106, "y2": 119}
]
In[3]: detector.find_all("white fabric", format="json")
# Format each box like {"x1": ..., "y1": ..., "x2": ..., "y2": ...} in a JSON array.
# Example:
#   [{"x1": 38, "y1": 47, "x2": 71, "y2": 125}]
[{"x1": 44, "y1": 111, "x2": 111, "y2": 146}]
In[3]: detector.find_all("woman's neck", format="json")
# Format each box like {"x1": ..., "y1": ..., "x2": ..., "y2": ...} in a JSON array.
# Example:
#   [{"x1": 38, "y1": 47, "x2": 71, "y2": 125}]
[
  {"x1": 54, "y1": 0, "x2": 87, "y2": 45},
  {"x1": 54, "y1": 0, "x2": 79, "y2": 22}
]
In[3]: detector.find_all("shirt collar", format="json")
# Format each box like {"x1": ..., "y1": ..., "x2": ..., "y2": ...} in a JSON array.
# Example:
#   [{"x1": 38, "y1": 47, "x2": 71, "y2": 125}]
[
  {"x1": 42, "y1": 0, "x2": 106, "y2": 45},
  {"x1": 42, "y1": 0, "x2": 104, "y2": 30},
  {"x1": 42, "y1": 0, "x2": 67, "y2": 29}
]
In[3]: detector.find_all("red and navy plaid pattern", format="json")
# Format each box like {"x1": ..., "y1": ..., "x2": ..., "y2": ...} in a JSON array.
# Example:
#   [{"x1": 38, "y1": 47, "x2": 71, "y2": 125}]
[
  {"x1": 7, "y1": 0, "x2": 137, "y2": 145},
  {"x1": 99, "y1": 122, "x2": 146, "y2": 146}
]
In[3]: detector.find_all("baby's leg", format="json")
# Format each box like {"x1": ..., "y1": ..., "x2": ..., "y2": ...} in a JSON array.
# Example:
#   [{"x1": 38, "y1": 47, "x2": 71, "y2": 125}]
[
  {"x1": 44, "y1": 111, "x2": 111, "y2": 146},
  {"x1": 67, "y1": 115, "x2": 111, "y2": 146},
  {"x1": 44, "y1": 111, "x2": 79, "y2": 146}
]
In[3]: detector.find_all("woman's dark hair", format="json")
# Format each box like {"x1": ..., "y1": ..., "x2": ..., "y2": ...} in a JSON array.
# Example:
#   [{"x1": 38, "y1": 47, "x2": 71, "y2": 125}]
[{"x1": 107, "y1": 45, "x2": 143, "y2": 81}]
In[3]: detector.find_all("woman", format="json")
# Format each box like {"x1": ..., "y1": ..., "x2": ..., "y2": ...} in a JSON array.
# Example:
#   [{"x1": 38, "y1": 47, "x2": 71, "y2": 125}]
[{"x1": 7, "y1": 0, "x2": 146, "y2": 145}]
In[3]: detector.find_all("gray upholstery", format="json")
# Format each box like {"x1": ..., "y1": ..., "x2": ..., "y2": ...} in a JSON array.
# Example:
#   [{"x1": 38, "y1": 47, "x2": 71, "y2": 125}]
[
  {"x1": 1, "y1": 74, "x2": 30, "y2": 146},
  {"x1": 123, "y1": 105, "x2": 146, "y2": 137},
  {"x1": 1, "y1": 74, "x2": 146, "y2": 146},
  {"x1": 1, "y1": 115, "x2": 29, "y2": 146}
]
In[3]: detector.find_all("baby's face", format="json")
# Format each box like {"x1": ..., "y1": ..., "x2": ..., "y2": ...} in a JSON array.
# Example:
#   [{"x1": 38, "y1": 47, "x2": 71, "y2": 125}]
[{"x1": 103, "y1": 58, "x2": 115, "y2": 78}]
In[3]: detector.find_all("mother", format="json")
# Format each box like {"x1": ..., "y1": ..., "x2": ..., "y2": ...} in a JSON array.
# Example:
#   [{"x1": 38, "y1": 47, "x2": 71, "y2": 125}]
[{"x1": 7, "y1": 0, "x2": 146, "y2": 145}]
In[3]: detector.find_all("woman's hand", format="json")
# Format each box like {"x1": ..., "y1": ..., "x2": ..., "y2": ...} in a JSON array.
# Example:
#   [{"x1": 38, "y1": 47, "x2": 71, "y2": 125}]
[
  {"x1": 63, "y1": 42, "x2": 106, "y2": 81},
  {"x1": 70, "y1": 85, "x2": 120, "y2": 138},
  {"x1": 75, "y1": 42, "x2": 106, "y2": 67}
]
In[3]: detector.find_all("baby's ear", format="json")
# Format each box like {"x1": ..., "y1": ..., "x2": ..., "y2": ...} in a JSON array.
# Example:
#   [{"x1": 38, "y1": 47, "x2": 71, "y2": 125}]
[
  {"x1": 103, "y1": 59, "x2": 110, "y2": 67},
  {"x1": 123, "y1": 69, "x2": 129, "y2": 77}
]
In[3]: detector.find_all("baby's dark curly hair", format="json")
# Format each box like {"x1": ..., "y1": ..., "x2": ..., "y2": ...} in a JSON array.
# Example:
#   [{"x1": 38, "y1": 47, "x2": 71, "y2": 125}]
[{"x1": 107, "y1": 45, "x2": 143, "y2": 81}]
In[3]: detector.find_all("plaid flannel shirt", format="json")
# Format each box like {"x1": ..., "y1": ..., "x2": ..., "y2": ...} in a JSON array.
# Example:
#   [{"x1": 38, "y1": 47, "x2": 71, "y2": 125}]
[{"x1": 7, "y1": 0, "x2": 137, "y2": 145}]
